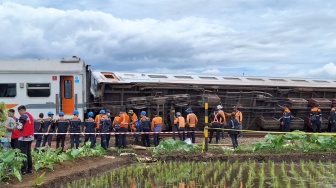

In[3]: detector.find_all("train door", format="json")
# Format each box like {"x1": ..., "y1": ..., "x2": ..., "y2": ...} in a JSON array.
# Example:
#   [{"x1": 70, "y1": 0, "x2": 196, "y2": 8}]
[{"x1": 60, "y1": 76, "x2": 74, "y2": 115}]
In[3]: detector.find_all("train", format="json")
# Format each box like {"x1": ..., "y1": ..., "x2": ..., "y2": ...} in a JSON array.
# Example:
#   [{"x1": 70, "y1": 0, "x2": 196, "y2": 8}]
[{"x1": 1, "y1": 57, "x2": 335, "y2": 132}]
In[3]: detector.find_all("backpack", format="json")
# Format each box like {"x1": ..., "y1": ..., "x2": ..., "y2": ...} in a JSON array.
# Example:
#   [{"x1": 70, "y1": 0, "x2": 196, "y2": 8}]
[
  {"x1": 141, "y1": 118, "x2": 151, "y2": 130},
  {"x1": 135, "y1": 118, "x2": 141, "y2": 130}
]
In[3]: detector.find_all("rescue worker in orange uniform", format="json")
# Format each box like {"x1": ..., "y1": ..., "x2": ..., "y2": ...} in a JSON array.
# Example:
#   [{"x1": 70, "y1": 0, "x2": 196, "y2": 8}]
[
  {"x1": 209, "y1": 108, "x2": 225, "y2": 144},
  {"x1": 174, "y1": 112, "x2": 186, "y2": 141},
  {"x1": 216, "y1": 105, "x2": 226, "y2": 139},
  {"x1": 117, "y1": 108, "x2": 129, "y2": 148},
  {"x1": 281, "y1": 105, "x2": 292, "y2": 132},
  {"x1": 151, "y1": 113, "x2": 163, "y2": 146},
  {"x1": 226, "y1": 106, "x2": 243, "y2": 137},
  {"x1": 185, "y1": 108, "x2": 198, "y2": 143},
  {"x1": 128, "y1": 109, "x2": 139, "y2": 144},
  {"x1": 310, "y1": 103, "x2": 322, "y2": 133},
  {"x1": 112, "y1": 114, "x2": 120, "y2": 147}
]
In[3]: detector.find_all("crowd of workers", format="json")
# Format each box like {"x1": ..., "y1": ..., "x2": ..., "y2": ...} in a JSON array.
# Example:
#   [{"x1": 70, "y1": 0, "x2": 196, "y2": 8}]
[{"x1": 0, "y1": 102, "x2": 333, "y2": 175}]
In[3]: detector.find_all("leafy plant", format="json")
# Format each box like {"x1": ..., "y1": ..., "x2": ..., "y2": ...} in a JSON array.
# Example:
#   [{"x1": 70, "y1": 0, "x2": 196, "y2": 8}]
[
  {"x1": 0, "y1": 148, "x2": 26, "y2": 182},
  {"x1": 35, "y1": 172, "x2": 46, "y2": 186},
  {"x1": 152, "y1": 139, "x2": 201, "y2": 156},
  {"x1": 32, "y1": 147, "x2": 62, "y2": 171}
]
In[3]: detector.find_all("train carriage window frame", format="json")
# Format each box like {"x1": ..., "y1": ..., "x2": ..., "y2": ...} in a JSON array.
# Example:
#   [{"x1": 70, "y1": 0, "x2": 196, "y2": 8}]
[
  {"x1": 27, "y1": 83, "x2": 51, "y2": 98},
  {"x1": 0, "y1": 83, "x2": 17, "y2": 98}
]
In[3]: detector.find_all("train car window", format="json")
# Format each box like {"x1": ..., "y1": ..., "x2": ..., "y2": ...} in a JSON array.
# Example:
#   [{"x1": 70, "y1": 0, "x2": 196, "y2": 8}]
[
  {"x1": 148, "y1": 75, "x2": 168, "y2": 78},
  {"x1": 313, "y1": 80, "x2": 329, "y2": 83},
  {"x1": 199, "y1": 76, "x2": 218, "y2": 80},
  {"x1": 174, "y1": 76, "x2": 193, "y2": 79},
  {"x1": 291, "y1": 79, "x2": 308, "y2": 83},
  {"x1": 223, "y1": 77, "x2": 241, "y2": 81},
  {"x1": 269, "y1": 79, "x2": 287, "y2": 82},
  {"x1": 64, "y1": 80, "x2": 72, "y2": 99},
  {"x1": 0, "y1": 83, "x2": 16, "y2": 97},
  {"x1": 27, "y1": 83, "x2": 50, "y2": 97},
  {"x1": 104, "y1": 75, "x2": 115, "y2": 79},
  {"x1": 246, "y1": 78, "x2": 264, "y2": 81}
]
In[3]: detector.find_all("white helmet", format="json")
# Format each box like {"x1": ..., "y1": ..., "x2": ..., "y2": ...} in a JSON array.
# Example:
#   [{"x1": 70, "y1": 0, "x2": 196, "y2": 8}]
[
  {"x1": 176, "y1": 112, "x2": 181, "y2": 116},
  {"x1": 217, "y1": 105, "x2": 223, "y2": 110}
]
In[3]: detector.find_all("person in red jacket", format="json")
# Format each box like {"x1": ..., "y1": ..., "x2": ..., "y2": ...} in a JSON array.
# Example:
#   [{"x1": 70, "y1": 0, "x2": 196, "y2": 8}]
[
  {"x1": 17, "y1": 105, "x2": 34, "y2": 174},
  {"x1": 9, "y1": 109, "x2": 20, "y2": 149}
]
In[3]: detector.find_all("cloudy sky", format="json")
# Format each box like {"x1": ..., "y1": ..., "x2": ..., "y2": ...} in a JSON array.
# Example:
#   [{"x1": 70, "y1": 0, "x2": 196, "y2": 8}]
[{"x1": 0, "y1": 0, "x2": 336, "y2": 78}]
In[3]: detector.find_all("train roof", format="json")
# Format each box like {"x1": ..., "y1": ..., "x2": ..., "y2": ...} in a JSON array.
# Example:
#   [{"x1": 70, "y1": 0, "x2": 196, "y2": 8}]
[
  {"x1": 92, "y1": 71, "x2": 336, "y2": 88},
  {"x1": 0, "y1": 57, "x2": 85, "y2": 74}
]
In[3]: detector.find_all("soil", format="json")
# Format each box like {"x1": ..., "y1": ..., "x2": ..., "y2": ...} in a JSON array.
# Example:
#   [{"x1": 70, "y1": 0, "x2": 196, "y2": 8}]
[{"x1": 1, "y1": 136, "x2": 336, "y2": 188}]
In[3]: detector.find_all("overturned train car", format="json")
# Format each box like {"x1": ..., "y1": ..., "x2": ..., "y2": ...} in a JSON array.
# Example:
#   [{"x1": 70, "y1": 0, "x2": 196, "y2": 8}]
[{"x1": 89, "y1": 71, "x2": 336, "y2": 132}]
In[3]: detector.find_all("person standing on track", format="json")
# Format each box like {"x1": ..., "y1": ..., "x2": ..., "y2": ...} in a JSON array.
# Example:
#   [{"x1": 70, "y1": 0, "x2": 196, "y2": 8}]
[
  {"x1": 152, "y1": 112, "x2": 163, "y2": 146},
  {"x1": 42, "y1": 111, "x2": 55, "y2": 148},
  {"x1": 68, "y1": 110, "x2": 82, "y2": 149},
  {"x1": 112, "y1": 113, "x2": 120, "y2": 147},
  {"x1": 174, "y1": 112, "x2": 186, "y2": 141},
  {"x1": 83, "y1": 112, "x2": 96, "y2": 148},
  {"x1": 228, "y1": 113, "x2": 239, "y2": 149},
  {"x1": 55, "y1": 111, "x2": 69, "y2": 152},
  {"x1": 34, "y1": 113, "x2": 44, "y2": 150},
  {"x1": 140, "y1": 111, "x2": 151, "y2": 147},
  {"x1": 209, "y1": 108, "x2": 224, "y2": 144},
  {"x1": 310, "y1": 103, "x2": 322, "y2": 133},
  {"x1": 185, "y1": 108, "x2": 198, "y2": 143},
  {"x1": 281, "y1": 105, "x2": 292, "y2": 132},
  {"x1": 216, "y1": 105, "x2": 226, "y2": 140},
  {"x1": 117, "y1": 108, "x2": 129, "y2": 149}
]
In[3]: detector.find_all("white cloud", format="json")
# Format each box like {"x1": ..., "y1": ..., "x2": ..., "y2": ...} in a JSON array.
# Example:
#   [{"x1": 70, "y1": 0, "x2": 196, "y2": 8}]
[{"x1": 0, "y1": 1, "x2": 336, "y2": 79}]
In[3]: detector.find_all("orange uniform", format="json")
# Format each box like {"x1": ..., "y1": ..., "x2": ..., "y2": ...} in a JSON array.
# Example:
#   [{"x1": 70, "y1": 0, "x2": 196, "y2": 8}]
[
  {"x1": 95, "y1": 114, "x2": 102, "y2": 129},
  {"x1": 129, "y1": 113, "x2": 138, "y2": 131},
  {"x1": 151, "y1": 116, "x2": 163, "y2": 131},
  {"x1": 118, "y1": 112, "x2": 129, "y2": 128},
  {"x1": 174, "y1": 116, "x2": 185, "y2": 128},
  {"x1": 186, "y1": 113, "x2": 198, "y2": 127}
]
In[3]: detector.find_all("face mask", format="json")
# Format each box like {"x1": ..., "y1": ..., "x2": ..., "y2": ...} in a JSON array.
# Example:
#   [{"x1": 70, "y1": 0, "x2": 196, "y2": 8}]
[{"x1": 107, "y1": 113, "x2": 110, "y2": 116}]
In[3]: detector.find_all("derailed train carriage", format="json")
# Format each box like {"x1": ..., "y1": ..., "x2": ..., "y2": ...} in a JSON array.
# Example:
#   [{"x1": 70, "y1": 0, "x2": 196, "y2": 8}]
[
  {"x1": 1, "y1": 57, "x2": 335, "y2": 132},
  {"x1": 89, "y1": 70, "x2": 336, "y2": 132}
]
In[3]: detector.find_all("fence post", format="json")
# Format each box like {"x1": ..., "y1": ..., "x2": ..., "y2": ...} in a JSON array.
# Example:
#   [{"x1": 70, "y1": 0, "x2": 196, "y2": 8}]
[{"x1": 204, "y1": 97, "x2": 209, "y2": 152}]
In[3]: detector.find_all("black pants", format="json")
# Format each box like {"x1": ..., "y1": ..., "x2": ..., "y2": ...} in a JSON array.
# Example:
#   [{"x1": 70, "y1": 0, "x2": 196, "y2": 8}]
[
  {"x1": 154, "y1": 133, "x2": 160, "y2": 146},
  {"x1": 118, "y1": 127, "x2": 128, "y2": 148},
  {"x1": 34, "y1": 134, "x2": 42, "y2": 149},
  {"x1": 238, "y1": 123, "x2": 243, "y2": 137},
  {"x1": 312, "y1": 121, "x2": 321, "y2": 133},
  {"x1": 11, "y1": 138, "x2": 19, "y2": 149},
  {"x1": 331, "y1": 122, "x2": 336, "y2": 132},
  {"x1": 141, "y1": 129, "x2": 150, "y2": 147},
  {"x1": 84, "y1": 134, "x2": 96, "y2": 148},
  {"x1": 230, "y1": 134, "x2": 238, "y2": 148},
  {"x1": 178, "y1": 127, "x2": 186, "y2": 141},
  {"x1": 19, "y1": 141, "x2": 32, "y2": 173},
  {"x1": 187, "y1": 127, "x2": 196, "y2": 143},
  {"x1": 220, "y1": 123, "x2": 225, "y2": 139},
  {"x1": 106, "y1": 132, "x2": 111, "y2": 148},
  {"x1": 56, "y1": 134, "x2": 66, "y2": 151},
  {"x1": 114, "y1": 129, "x2": 120, "y2": 147},
  {"x1": 42, "y1": 133, "x2": 53, "y2": 147},
  {"x1": 209, "y1": 123, "x2": 220, "y2": 144},
  {"x1": 101, "y1": 133, "x2": 108, "y2": 150},
  {"x1": 70, "y1": 134, "x2": 80, "y2": 149},
  {"x1": 283, "y1": 121, "x2": 291, "y2": 132}
]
